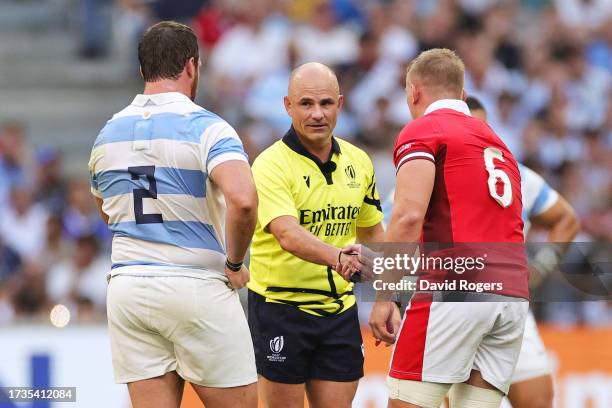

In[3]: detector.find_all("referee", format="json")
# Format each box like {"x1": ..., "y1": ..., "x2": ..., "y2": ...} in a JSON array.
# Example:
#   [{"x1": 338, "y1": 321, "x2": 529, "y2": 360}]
[{"x1": 248, "y1": 62, "x2": 384, "y2": 408}]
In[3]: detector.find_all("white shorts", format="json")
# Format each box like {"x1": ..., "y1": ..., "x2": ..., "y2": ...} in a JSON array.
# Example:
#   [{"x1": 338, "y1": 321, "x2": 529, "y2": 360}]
[
  {"x1": 511, "y1": 310, "x2": 551, "y2": 383},
  {"x1": 107, "y1": 273, "x2": 257, "y2": 387},
  {"x1": 389, "y1": 293, "x2": 529, "y2": 394}
]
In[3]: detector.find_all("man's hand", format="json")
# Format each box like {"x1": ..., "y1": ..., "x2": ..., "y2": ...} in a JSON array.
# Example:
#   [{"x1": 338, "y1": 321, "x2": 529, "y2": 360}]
[
  {"x1": 369, "y1": 301, "x2": 401, "y2": 346},
  {"x1": 225, "y1": 264, "x2": 250, "y2": 290},
  {"x1": 336, "y1": 244, "x2": 364, "y2": 281}
]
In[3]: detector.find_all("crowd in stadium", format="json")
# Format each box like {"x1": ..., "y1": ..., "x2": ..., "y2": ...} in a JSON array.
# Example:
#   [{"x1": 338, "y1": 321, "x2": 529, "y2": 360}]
[{"x1": 0, "y1": 0, "x2": 610, "y2": 325}]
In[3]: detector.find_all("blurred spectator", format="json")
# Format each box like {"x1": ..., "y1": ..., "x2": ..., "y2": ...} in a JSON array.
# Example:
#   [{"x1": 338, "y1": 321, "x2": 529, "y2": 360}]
[
  {"x1": 0, "y1": 239, "x2": 21, "y2": 282},
  {"x1": 12, "y1": 263, "x2": 47, "y2": 318},
  {"x1": 289, "y1": 0, "x2": 326, "y2": 22},
  {"x1": 243, "y1": 41, "x2": 299, "y2": 137},
  {"x1": 554, "y1": 0, "x2": 612, "y2": 31},
  {"x1": 46, "y1": 235, "x2": 110, "y2": 313},
  {"x1": 78, "y1": 0, "x2": 113, "y2": 59},
  {"x1": 293, "y1": 1, "x2": 359, "y2": 65},
  {"x1": 0, "y1": 186, "x2": 48, "y2": 261},
  {"x1": 330, "y1": 0, "x2": 367, "y2": 27},
  {"x1": 359, "y1": 96, "x2": 399, "y2": 147},
  {"x1": 209, "y1": 0, "x2": 290, "y2": 85},
  {"x1": 114, "y1": 0, "x2": 151, "y2": 72},
  {"x1": 517, "y1": 41, "x2": 555, "y2": 116},
  {"x1": 586, "y1": 18, "x2": 612, "y2": 72},
  {"x1": 0, "y1": 121, "x2": 35, "y2": 209},
  {"x1": 488, "y1": 91, "x2": 529, "y2": 159},
  {"x1": 150, "y1": 0, "x2": 207, "y2": 22},
  {"x1": 458, "y1": 29, "x2": 514, "y2": 114},
  {"x1": 34, "y1": 147, "x2": 67, "y2": 213},
  {"x1": 377, "y1": 0, "x2": 418, "y2": 63},
  {"x1": 416, "y1": 0, "x2": 457, "y2": 50},
  {"x1": 349, "y1": 59, "x2": 411, "y2": 129},
  {"x1": 194, "y1": 0, "x2": 238, "y2": 51},
  {"x1": 207, "y1": 0, "x2": 290, "y2": 123},
  {"x1": 40, "y1": 215, "x2": 73, "y2": 268},
  {"x1": 62, "y1": 179, "x2": 110, "y2": 242},
  {"x1": 0, "y1": 287, "x2": 15, "y2": 325},
  {"x1": 561, "y1": 43, "x2": 611, "y2": 130},
  {"x1": 536, "y1": 92, "x2": 585, "y2": 169},
  {"x1": 457, "y1": 0, "x2": 502, "y2": 15}
]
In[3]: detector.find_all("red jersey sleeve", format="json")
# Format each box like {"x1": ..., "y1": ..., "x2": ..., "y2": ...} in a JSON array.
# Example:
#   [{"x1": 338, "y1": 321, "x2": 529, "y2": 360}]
[{"x1": 393, "y1": 118, "x2": 440, "y2": 171}]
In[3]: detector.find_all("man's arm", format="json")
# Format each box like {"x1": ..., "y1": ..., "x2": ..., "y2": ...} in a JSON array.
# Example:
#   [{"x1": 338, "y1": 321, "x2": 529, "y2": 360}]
[
  {"x1": 94, "y1": 196, "x2": 109, "y2": 224},
  {"x1": 210, "y1": 160, "x2": 258, "y2": 264},
  {"x1": 386, "y1": 160, "x2": 435, "y2": 242},
  {"x1": 529, "y1": 195, "x2": 580, "y2": 286},
  {"x1": 268, "y1": 216, "x2": 361, "y2": 271},
  {"x1": 357, "y1": 223, "x2": 384, "y2": 244},
  {"x1": 369, "y1": 159, "x2": 435, "y2": 345},
  {"x1": 531, "y1": 196, "x2": 580, "y2": 243}
]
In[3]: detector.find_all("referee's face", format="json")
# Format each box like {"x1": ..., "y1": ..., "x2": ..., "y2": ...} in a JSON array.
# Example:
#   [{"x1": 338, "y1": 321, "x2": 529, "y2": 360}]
[{"x1": 285, "y1": 70, "x2": 343, "y2": 146}]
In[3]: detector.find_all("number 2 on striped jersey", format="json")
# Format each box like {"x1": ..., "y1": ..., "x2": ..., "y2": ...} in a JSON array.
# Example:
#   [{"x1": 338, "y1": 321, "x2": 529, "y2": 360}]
[
  {"x1": 128, "y1": 165, "x2": 163, "y2": 224},
  {"x1": 483, "y1": 147, "x2": 512, "y2": 208}
]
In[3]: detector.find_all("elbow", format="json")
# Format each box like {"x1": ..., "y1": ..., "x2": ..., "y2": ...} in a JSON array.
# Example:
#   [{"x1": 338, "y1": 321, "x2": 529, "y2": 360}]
[
  {"x1": 394, "y1": 211, "x2": 425, "y2": 231},
  {"x1": 276, "y1": 229, "x2": 297, "y2": 253},
  {"x1": 228, "y1": 190, "x2": 258, "y2": 218}
]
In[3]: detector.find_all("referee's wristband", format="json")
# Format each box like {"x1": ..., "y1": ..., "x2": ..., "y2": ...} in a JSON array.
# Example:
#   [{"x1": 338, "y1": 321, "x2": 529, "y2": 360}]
[{"x1": 225, "y1": 259, "x2": 243, "y2": 272}]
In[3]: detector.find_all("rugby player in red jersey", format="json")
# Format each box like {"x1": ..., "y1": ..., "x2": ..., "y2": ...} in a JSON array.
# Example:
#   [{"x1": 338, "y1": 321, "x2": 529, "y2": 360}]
[{"x1": 369, "y1": 49, "x2": 529, "y2": 408}]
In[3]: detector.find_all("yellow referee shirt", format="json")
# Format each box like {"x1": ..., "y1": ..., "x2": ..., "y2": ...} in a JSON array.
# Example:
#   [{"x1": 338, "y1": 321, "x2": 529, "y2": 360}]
[{"x1": 248, "y1": 127, "x2": 383, "y2": 316}]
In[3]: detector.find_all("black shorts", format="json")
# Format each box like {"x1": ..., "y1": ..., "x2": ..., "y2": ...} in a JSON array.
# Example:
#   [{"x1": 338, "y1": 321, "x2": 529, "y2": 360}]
[{"x1": 247, "y1": 290, "x2": 364, "y2": 384}]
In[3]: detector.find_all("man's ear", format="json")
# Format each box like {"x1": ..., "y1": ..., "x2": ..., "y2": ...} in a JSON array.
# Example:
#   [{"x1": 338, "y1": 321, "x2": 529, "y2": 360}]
[
  {"x1": 283, "y1": 96, "x2": 291, "y2": 115},
  {"x1": 410, "y1": 83, "x2": 419, "y2": 106},
  {"x1": 186, "y1": 57, "x2": 196, "y2": 79},
  {"x1": 139, "y1": 66, "x2": 144, "y2": 79},
  {"x1": 337, "y1": 94, "x2": 344, "y2": 110},
  {"x1": 461, "y1": 89, "x2": 468, "y2": 101}
]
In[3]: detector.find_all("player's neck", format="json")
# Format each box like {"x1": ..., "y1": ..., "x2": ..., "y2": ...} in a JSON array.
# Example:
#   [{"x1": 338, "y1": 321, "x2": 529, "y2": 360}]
[{"x1": 143, "y1": 80, "x2": 190, "y2": 98}]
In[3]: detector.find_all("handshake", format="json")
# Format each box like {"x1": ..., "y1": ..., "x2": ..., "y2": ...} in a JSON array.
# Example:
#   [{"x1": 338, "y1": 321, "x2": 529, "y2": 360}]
[{"x1": 335, "y1": 244, "x2": 377, "y2": 283}]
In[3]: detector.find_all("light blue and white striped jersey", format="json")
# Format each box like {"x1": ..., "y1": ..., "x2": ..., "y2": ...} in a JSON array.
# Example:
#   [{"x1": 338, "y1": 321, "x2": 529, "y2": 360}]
[
  {"x1": 88, "y1": 92, "x2": 248, "y2": 277},
  {"x1": 381, "y1": 163, "x2": 559, "y2": 237},
  {"x1": 518, "y1": 164, "x2": 558, "y2": 236}
]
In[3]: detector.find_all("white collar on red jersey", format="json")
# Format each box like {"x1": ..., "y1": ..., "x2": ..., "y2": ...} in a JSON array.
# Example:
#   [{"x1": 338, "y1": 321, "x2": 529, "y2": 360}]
[{"x1": 424, "y1": 99, "x2": 471, "y2": 116}]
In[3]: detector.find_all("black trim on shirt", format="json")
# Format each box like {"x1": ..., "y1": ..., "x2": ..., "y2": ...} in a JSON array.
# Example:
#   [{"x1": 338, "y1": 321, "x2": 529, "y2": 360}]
[
  {"x1": 282, "y1": 126, "x2": 340, "y2": 185},
  {"x1": 363, "y1": 196, "x2": 382, "y2": 211},
  {"x1": 265, "y1": 286, "x2": 353, "y2": 298},
  {"x1": 364, "y1": 174, "x2": 382, "y2": 211}
]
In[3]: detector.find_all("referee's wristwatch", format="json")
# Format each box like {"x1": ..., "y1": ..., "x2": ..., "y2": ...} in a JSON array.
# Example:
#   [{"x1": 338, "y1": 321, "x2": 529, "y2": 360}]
[{"x1": 225, "y1": 258, "x2": 243, "y2": 272}]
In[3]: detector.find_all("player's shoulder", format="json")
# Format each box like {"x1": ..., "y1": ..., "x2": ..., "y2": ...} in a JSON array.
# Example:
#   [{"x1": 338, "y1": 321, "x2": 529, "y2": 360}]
[
  {"x1": 336, "y1": 137, "x2": 368, "y2": 157},
  {"x1": 336, "y1": 137, "x2": 373, "y2": 167},
  {"x1": 397, "y1": 115, "x2": 441, "y2": 141},
  {"x1": 189, "y1": 108, "x2": 234, "y2": 136},
  {"x1": 518, "y1": 163, "x2": 545, "y2": 188},
  {"x1": 252, "y1": 140, "x2": 287, "y2": 170}
]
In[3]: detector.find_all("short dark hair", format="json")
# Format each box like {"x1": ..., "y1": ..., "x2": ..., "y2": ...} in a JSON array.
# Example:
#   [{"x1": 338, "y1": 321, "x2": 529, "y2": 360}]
[
  {"x1": 138, "y1": 21, "x2": 199, "y2": 82},
  {"x1": 465, "y1": 96, "x2": 485, "y2": 112}
]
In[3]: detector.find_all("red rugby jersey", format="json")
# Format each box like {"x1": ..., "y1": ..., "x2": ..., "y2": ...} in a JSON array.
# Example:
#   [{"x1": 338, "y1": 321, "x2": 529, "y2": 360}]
[{"x1": 393, "y1": 100, "x2": 528, "y2": 299}]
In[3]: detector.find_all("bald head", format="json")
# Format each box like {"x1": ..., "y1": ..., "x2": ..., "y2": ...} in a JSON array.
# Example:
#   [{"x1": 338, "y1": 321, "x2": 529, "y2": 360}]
[
  {"x1": 288, "y1": 62, "x2": 340, "y2": 97},
  {"x1": 284, "y1": 62, "x2": 344, "y2": 148}
]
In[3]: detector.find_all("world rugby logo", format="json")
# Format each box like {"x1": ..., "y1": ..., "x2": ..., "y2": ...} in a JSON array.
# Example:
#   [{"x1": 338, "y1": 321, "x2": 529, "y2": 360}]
[
  {"x1": 344, "y1": 165, "x2": 360, "y2": 188},
  {"x1": 270, "y1": 336, "x2": 284, "y2": 354},
  {"x1": 345, "y1": 165, "x2": 356, "y2": 180}
]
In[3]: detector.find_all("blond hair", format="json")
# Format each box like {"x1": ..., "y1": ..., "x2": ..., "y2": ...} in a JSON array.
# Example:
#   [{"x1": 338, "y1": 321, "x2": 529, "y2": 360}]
[{"x1": 406, "y1": 48, "x2": 465, "y2": 98}]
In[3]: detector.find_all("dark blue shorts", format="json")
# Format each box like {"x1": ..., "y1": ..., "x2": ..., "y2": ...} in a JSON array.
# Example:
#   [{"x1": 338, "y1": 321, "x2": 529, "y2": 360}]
[{"x1": 247, "y1": 290, "x2": 364, "y2": 384}]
